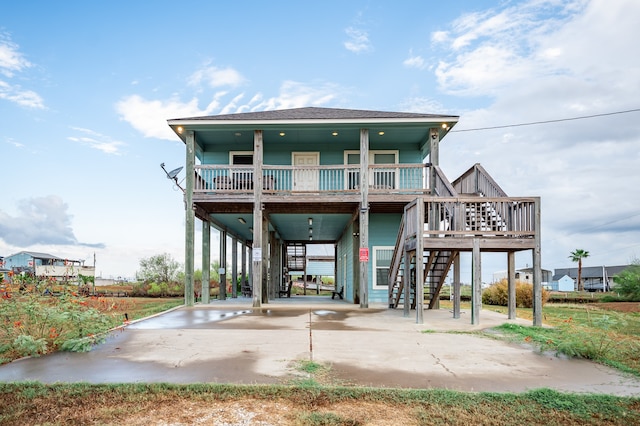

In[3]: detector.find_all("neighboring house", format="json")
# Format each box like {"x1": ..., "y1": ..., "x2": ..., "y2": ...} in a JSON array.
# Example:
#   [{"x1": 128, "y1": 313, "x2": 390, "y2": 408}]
[
  {"x1": 168, "y1": 107, "x2": 542, "y2": 325},
  {"x1": 0, "y1": 256, "x2": 9, "y2": 282},
  {"x1": 554, "y1": 265, "x2": 628, "y2": 292},
  {"x1": 493, "y1": 268, "x2": 552, "y2": 285},
  {"x1": 549, "y1": 274, "x2": 575, "y2": 292},
  {"x1": 2, "y1": 251, "x2": 95, "y2": 283}
]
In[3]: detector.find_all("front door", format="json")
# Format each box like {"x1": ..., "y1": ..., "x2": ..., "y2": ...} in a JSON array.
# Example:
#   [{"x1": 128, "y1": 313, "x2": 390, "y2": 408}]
[{"x1": 293, "y1": 152, "x2": 319, "y2": 191}]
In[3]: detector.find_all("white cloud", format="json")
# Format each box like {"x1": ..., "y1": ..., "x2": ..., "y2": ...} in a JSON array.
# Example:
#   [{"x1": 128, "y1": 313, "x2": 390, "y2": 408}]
[
  {"x1": 117, "y1": 79, "x2": 344, "y2": 140},
  {"x1": 188, "y1": 64, "x2": 246, "y2": 88},
  {"x1": 115, "y1": 94, "x2": 217, "y2": 140},
  {"x1": 67, "y1": 127, "x2": 126, "y2": 155},
  {"x1": 403, "y1": 50, "x2": 426, "y2": 69},
  {"x1": 0, "y1": 196, "x2": 104, "y2": 248},
  {"x1": 344, "y1": 27, "x2": 373, "y2": 53},
  {"x1": 0, "y1": 35, "x2": 32, "y2": 77},
  {"x1": 0, "y1": 34, "x2": 44, "y2": 109},
  {"x1": 434, "y1": 0, "x2": 640, "y2": 273},
  {"x1": 251, "y1": 80, "x2": 343, "y2": 111}
]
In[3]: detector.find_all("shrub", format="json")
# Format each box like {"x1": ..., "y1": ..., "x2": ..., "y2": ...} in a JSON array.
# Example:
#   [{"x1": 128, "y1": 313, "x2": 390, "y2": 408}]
[{"x1": 482, "y1": 279, "x2": 549, "y2": 308}]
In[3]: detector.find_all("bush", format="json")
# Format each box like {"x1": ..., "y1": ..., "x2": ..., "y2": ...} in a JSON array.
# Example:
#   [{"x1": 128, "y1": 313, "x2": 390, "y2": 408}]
[
  {"x1": 482, "y1": 279, "x2": 549, "y2": 308},
  {"x1": 613, "y1": 263, "x2": 640, "y2": 300}
]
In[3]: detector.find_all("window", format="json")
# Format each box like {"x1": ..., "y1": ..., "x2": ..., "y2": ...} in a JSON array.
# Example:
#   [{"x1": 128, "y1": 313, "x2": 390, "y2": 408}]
[
  {"x1": 230, "y1": 152, "x2": 253, "y2": 165},
  {"x1": 373, "y1": 246, "x2": 394, "y2": 290},
  {"x1": 229, "y1": 151, "x2": 253, "y2": 189},
  {"x1": 344, "y1": 150, "x2": 399, "y2": 190}
]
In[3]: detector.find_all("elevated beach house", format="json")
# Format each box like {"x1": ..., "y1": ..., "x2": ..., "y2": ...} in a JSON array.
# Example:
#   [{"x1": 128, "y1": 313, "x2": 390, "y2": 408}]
[{"x1": 167, "y1": 107, "x2": 542, "y2": 325}]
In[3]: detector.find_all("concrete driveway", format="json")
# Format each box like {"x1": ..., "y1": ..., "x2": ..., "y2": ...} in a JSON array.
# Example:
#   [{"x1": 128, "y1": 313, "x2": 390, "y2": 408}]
[{"x1": 1, "y1": 297, "x2": 639, "y2": 395}]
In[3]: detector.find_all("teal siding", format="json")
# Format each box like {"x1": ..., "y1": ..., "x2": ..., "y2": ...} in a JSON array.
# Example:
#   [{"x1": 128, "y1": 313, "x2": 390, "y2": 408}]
[
  {"x1": 367, "y1": 213, "x2": 402, "y2": 303},
  {"x1": 336, "y1": 221, "x2": 356, "y2": 303},
  {"x1": 201, "y1": 145, "x2": 423, "y2": 166}
]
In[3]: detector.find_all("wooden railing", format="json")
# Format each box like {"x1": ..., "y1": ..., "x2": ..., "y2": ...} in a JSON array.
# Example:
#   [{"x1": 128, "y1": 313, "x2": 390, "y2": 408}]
[
  {"x1": 404, "y1": 197, "x2": 537, "y2": 239},
  {"x1": 452, "y1": 163, "x2": 508, "y2": 197},
  {"x1": 194, "y1": 164, "x2": 430, "y2": 194}
]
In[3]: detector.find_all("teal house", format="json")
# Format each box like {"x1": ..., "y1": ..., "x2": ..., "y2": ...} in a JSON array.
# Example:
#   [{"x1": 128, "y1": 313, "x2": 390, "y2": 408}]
[{"x1": 168, "y1": 107, "x2": 542, "y2": 325}]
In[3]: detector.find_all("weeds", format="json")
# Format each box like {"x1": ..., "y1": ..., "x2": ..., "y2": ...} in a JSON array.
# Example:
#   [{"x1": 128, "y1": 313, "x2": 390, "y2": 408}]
[{"x1": 0, "y1": 287, "x2": 181, "y2": 363}]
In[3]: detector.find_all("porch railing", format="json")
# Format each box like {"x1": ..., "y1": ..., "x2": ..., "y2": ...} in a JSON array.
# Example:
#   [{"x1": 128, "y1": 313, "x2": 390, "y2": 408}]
[
  {"x1": 194, "y1": 164, "x2": 430, "y2": 194},
  {"x1": 404, "y1": 197, "x2": 538, "y2": 239}
]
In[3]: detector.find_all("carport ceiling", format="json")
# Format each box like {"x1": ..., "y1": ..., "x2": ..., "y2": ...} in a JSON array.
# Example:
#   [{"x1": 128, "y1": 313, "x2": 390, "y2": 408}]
[{"x1": 211, "y1": 213, "x2": 352, "y2": 243}]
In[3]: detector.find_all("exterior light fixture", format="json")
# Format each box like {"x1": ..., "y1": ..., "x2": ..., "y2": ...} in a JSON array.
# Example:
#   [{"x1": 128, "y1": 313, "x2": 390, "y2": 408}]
[
  {"x1": 309, "y1": 228, "x2": 313, "y2": 234},
  {"x1": 279, "y1": 132, "x2": 286, "y2": 136},
  {"x1": 308, "y1": 218, "x2": 313, "y2": 226},
  {"x1": 378, "y1": 131, "x2": 385, "y2": 136},
  {"x1": 238, "y1": 217, "x2": 246, "y2": 224},
  {"x1": 177, "y1": 126, "x2": 184, "y2": 134},
  {"x1": 309, "y1": 236, "x2": 313, "y2": 241},
  {"x1": 441, "y1": 123, "x2": 449, "y2": 130},
  {"x1": 332, "y1": 131, "x2": 338, "y2": 136}
]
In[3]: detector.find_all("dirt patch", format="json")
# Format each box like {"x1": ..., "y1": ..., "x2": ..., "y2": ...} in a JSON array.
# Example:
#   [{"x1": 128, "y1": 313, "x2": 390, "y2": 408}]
[{"x1": 597, "y1": 302, "x2": 640, "y2": 313}]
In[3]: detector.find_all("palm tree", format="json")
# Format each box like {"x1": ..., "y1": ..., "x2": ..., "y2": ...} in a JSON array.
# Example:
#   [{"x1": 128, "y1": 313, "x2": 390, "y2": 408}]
[{"x1": 569, "y1": 249, "x2": 590, "y2": 291}]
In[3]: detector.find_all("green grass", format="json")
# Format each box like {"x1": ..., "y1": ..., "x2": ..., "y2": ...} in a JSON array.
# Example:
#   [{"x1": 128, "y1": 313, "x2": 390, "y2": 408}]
[
  {"x1": 1, "y1": 382, "x2": 638, "y2": 425},
  {"x1": 487, "y1": 303, "x2": 640, "y2": 375}
]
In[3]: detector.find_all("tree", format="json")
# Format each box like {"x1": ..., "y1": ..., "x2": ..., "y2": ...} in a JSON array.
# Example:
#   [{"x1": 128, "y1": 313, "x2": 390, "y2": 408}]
[
  {"x1": 614, "y1": 259, "x2": 640, "y2": 300},
  {"x1": 569, "y1": 249, "x2": 590, "y2": 292},
  {"x1": 136, "y1": 253, "x2": 181, "y2": 283}
]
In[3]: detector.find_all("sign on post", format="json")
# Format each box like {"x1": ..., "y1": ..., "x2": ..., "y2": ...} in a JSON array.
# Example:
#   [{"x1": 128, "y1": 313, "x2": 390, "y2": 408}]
[{"x1": 359, "y1": 247, "x2": 369, "y2": 262}]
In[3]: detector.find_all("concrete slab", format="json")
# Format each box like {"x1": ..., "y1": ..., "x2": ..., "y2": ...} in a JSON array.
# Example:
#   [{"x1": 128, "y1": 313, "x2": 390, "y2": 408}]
[{"x1": 1, "y1": 298, "x2": 639, "y2": 395}]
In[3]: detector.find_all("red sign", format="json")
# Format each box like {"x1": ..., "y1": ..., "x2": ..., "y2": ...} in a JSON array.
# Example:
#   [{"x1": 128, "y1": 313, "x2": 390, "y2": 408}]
[{"x1": 359, "y1": 247, "x2": 369, "y2": 262}]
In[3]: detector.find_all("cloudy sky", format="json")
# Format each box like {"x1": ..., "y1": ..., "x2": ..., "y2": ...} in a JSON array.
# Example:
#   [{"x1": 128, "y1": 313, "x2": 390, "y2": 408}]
[{"x1": 1, "y1": 0, "x2": 639, "y2": 281}]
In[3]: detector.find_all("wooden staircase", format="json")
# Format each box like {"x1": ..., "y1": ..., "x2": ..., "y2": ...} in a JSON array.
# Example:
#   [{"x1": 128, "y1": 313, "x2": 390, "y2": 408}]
[{"x1": 388, "y1": 164, "x2": 509, "y2": 310}]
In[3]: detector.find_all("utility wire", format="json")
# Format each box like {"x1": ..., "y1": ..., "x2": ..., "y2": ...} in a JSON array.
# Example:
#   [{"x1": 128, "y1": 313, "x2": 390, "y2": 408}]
[{"x1": 450, "y1": 108, "x2": 640, "y2": 133}]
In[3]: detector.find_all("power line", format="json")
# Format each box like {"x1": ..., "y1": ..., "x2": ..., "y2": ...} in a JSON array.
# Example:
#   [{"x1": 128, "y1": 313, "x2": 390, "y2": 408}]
[{"x1": 450, "y1": 108, "x2": 640, "y2": 133}]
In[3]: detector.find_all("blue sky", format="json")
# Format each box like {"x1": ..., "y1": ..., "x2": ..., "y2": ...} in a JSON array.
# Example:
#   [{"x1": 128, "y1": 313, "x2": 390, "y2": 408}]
[{"x1": 1, "y1": 0, "x2": 639, "y2": 282}]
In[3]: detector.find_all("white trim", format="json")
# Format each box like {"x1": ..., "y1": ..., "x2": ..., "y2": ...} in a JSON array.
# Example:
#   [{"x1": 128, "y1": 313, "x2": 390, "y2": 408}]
[
  {"x1": 291, "y1": 151, "x2": 320, "y2": 165},
  {"x1": 372, "y1": 246, "x2": 394, "y2": 290},
  {"x1": 229, "y1": 151, "x2": 254, "y2": 164},
  {"x1": 343, "y1": 150, "x2": 399, "y2": 164}
]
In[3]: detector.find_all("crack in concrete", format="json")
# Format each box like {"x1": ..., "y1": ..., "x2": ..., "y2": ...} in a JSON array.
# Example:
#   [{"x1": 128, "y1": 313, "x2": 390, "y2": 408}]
[{"x1": 431, "y1": 353, "x2": 457, "y2": 377}]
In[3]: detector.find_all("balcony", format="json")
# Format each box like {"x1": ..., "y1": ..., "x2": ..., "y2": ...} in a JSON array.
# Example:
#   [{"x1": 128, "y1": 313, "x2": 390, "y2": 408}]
[{"x1": 193, "y1": 164, "x2": 431, "y2": 200}]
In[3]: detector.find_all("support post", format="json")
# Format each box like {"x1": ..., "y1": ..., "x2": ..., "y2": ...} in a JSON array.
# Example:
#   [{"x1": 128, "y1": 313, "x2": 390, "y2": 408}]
[
  {"x1": 403, "y1": 215, "x2": 410, "y2": 317},
  {"x1": 201, "y1": 219, "x2": 211, "y2": 304},
  {"x1": 415, "y1": 199, "x2": 424, "y2": 324},
  {"x1": 533, "y1": 197, "x2": 542, "y2": 326},
  {"x1": 359, "y1": 128, "x2": 369, "y2": 308},
  {"x1": 231, "y1": 237, "x2": 238, "y2": 298},
  {"x1": 219, "y1": 229, "x2": 227, "y2": 300},
  {"x1": 453, "y1": 252, "x2": 460, "y2": 319},
  {"x1": 507, "y1": 251, "x2": 516, "y2": 319},
  {"x1": 471, "y1": 238, "x2": 481, "y2": 325},
  {"x1": 252, "y1": 130, "x2": 263, "y2": 307},
  {"x1": 262, "y1": 215, "x2": 269, "y2": 304},
  {"x1": 241, "y1": 242, "x2": 247, "y2": 289},
  {"x1": 184, "y1": 131, "x2": 195, "y2": 306}
]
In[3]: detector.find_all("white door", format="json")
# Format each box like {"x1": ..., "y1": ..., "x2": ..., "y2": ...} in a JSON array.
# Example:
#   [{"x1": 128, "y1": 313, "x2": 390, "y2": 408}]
[{"x1": 293, "y1": 152, "x2": 319, "y2": 191}]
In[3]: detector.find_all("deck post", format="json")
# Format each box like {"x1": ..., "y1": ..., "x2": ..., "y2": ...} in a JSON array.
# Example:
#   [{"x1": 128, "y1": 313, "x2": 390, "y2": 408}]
[
  {"x1": 453, "y1": 252, "x2": 460, "y2": 319},
  {"x1": 403, "y1": 215, "x2": 410, "y2": 317},
  {"x1": 219, "y1": 229, "x2": 227, "y2": 300},
  {"x1": 532, "y1": 197, "x2": 542, "y2": 326},
  {"x1": 252, "y1": 130, "x2": 263, "y2": 307},
  {"x1": 507, "y1": 251, "x2": 516, "y2": 319},
  {"x1": 241, "y1": 242, "x2": 247, "y2": 292},
  {"x1": 201, "y1": 219, "x2": 211, "y2": 304},
  {"x1": 262, "y1": 215, "x2": 269, "y2": 304},
  {"x1": 231, "y1": 237, "x2": 238, "y2": 298},
  {"x1": 359, "y1": 128, "x2": 369, "y2": 308},
  {"x1": 184, "y1": 130, "x2": 195, "y2": 307},
  {"x1": 471, "y1": 238, "x2": 481, "y2": 325},
  {"x1": 415, "y1": 200, "x2": 424, "y2": 324}
]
